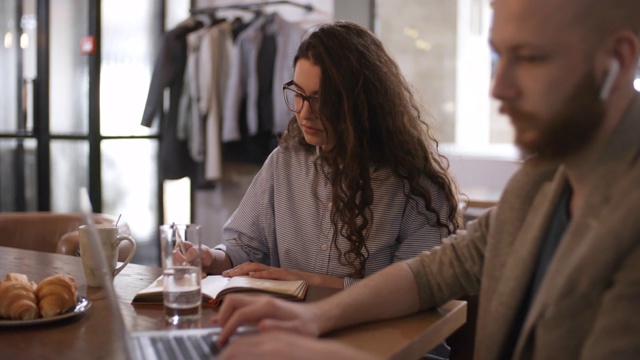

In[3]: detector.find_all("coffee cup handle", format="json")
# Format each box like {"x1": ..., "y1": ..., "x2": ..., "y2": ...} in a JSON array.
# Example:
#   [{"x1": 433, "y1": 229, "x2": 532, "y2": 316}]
[{"x1": 113, "y1": 235, "x2": 137, "y2": 276}]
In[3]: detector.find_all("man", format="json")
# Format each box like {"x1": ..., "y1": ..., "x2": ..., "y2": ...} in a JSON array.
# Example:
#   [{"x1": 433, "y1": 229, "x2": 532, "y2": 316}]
[{"x1": 213, "y1": 0, "x2": 640, "y2": 358}]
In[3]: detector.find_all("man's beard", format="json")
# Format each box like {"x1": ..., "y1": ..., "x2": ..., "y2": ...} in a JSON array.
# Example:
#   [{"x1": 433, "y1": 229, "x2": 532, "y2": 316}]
[{"x1": 500, "y1": 70, "x2": 606, "y2": 160}]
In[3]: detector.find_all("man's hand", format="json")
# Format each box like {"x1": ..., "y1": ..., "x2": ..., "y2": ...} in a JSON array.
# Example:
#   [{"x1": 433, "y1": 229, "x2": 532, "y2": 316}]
[
  {"x1": 218, "y1": 331, "x2": 378, "y2": 360},
  {"x1": 212, "y1": 294, "x2": 322, "y2": 346}
]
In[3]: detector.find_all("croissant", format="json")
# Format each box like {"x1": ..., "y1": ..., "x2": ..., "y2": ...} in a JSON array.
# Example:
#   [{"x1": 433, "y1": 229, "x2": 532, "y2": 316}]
[
  {"x1": 5, "y1": 273, "x2": 31, "y2": 283},
  {"x1": 35, "y1": 274, "x2": 78, "y2": 318},
  {"x1": 0, "y1": 275, "x2": 39, "y2": 320}
]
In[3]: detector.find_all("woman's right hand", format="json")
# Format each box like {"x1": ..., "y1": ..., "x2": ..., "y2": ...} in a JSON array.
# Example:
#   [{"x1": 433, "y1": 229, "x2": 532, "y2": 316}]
[{"x1": 173, "y1": 242, "x2": 219, "y2": 273}]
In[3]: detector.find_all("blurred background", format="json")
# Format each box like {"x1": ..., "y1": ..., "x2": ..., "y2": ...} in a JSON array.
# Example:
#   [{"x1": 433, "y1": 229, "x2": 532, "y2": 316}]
[{"x1": 4, "y1": 0, "x2": 630, "y2": 265}]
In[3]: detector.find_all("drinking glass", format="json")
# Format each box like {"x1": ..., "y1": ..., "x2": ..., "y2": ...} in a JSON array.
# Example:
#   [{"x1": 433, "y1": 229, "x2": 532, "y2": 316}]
[{"x1": 159, "y1": 223, "x2": 202, "y2": 324}]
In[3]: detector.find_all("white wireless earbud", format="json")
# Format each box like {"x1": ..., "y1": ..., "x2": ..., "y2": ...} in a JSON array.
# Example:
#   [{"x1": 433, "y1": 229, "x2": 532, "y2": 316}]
[{"x1": 599, "y1": 58, "x2": 620, "y2": 100}]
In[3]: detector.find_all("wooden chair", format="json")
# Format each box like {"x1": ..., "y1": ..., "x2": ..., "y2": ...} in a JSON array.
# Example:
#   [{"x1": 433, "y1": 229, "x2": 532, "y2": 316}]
[{"x1": 0, "y1": 212, "x2": 132, "y2": 261}]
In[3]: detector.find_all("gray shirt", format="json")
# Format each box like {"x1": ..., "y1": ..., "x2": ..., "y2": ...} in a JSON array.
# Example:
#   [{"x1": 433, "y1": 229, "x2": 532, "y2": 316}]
[{"x1": 216, "y1": 145, "x2": 450, "y2": 287}]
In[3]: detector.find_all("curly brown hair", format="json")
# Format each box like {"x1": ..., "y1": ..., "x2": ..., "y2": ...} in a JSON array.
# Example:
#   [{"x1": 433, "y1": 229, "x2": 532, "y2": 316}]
[{"x1": 280, "y1": 21, "x2": 461, "y2": 278}]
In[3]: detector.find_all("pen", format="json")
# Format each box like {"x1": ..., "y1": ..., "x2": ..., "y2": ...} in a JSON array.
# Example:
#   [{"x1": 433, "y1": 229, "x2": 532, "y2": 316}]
[{"x1": 172, "y1": 222, "x2": 188, "y2": 256}]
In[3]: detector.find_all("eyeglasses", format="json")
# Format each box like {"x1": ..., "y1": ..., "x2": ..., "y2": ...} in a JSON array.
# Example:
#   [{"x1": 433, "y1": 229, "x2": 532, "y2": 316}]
[{"x1": 283, "y1": 80, "x2": 320, "y2": 116}]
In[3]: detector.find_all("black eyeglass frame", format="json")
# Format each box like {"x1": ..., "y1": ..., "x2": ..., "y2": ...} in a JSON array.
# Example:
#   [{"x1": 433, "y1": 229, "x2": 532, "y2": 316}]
[{"x1": 282, "y1": 80, "x2": 319, "y2": 116}]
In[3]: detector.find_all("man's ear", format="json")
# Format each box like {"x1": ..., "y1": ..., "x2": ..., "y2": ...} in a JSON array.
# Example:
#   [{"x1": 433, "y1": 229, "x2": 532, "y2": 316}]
[
  {"x1": 600, "y1": 58, "x2": 620, "y2": 100},
  {"x1": 612, "y1": 30, "x2": 640, "y2": 78},
  {"x1": 600, "y1": 29, "x2": 640, "y2": 98}
]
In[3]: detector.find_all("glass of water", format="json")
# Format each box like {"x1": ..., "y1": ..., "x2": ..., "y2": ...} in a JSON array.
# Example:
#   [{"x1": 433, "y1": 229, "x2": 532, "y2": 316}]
[{"x1": 159, "y1": 223, "x2": 202, "y2": 324}]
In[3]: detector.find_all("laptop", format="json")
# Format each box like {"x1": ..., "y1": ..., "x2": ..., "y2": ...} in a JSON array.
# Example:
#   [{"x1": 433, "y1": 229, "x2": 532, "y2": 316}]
[{"x1": 78, "y1": 188, "x2": 255, "y2": 360}]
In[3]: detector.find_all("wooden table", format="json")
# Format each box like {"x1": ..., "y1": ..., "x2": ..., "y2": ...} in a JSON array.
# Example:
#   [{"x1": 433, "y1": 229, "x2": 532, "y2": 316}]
[{"x1": 0, "y1": 246, "x2": 466, "y2": 359}]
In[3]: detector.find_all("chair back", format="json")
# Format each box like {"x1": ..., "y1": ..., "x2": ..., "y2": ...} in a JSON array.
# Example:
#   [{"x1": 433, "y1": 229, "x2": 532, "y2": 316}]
[{"x1": 0, "y1": 212, "x2": 130, "y2": 260}]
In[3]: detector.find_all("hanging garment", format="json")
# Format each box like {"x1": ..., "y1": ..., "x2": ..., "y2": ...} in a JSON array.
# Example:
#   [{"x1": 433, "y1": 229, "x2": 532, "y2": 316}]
[
  {"x1": 222, "y1": 13, "x2": 306, "y2": 142},
  {"x1": 141, "y1": 21, "x2": 203, "y2": 180},
  {"x1": 178, "y1": 21, "x2": 233, "y2": 182},
  {"x1": 201, "y1": 22, "x2": 233, "y2": 180},
  {"x1": 257, "y1": 29, "x2": 277, "y2": 133},
  {"x1": 177, "y1": 26, "x2": 208, "y2": 163},
  {"x1": 222, "y1": 14, "x2": 268, "y2": 143},
  {"x1": 265, "y1": 14, "x2": 307, "y2": 137}
]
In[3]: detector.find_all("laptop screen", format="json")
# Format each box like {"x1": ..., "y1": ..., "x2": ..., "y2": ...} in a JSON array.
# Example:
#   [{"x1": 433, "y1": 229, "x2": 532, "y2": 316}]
[
  {"x1": 79, "y1": 188, "x2": 246, "y2": 359},
  {"x1": 79, "y1": 187, "x2": 134, "y2": 359}
]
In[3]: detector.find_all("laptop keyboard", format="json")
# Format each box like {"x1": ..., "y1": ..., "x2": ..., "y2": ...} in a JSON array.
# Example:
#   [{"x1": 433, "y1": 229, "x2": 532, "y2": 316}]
[{"x1": 131, "y1": 330, "x2": 221, "y2": 360}]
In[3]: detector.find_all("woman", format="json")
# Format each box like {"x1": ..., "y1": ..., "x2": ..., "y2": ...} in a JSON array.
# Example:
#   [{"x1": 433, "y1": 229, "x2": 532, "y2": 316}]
[{"x1": 179, "y1": 21, "x2": 461, "y2": 289}]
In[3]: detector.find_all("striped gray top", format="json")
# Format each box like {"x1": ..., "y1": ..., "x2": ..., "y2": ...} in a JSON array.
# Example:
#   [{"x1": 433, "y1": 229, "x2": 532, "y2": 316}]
[{"x1": 216, "y1": 145, "x2": 449, "y2": 287}]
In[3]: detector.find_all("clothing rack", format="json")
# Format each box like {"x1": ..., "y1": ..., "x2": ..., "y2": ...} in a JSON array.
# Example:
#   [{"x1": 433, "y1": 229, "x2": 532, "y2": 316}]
[{"x1": 190, "y1": 0, "x2": 314, "y2": 15}]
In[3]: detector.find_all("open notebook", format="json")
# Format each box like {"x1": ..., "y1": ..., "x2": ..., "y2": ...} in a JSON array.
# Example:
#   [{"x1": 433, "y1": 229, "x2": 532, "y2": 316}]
[
  {"x1": 78, "y1": 188, "x2": 256, "y2": 360},
  {"x1": 133, "y1": 274, "x2": 308, "y2": 305}
]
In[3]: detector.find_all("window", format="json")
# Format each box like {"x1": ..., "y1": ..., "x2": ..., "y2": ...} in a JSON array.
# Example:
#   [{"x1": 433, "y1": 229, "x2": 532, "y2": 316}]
[{"x1": 376, "y1": 0, "x2": 518, "y2": 159}]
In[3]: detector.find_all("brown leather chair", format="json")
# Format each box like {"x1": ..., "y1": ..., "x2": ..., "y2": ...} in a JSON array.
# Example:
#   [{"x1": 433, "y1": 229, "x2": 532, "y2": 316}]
[{"x1": 0, "y1": 212, "x2": 132, "y2": 261}]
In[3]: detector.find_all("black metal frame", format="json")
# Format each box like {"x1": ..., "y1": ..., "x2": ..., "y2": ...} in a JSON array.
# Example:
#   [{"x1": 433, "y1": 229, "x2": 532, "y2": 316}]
[
  {"x1": 87, "y1": 0, "x2": 102, "y2": 211},
  {"x1": 34, "y1": 0, "x2": 50, "y2": 210},
  {"x1": 14, "y1": 0, "x2": 27, "y2": 210},
  {"x1": 2, "y1": 0, "x2": 166, "y2": 220}
]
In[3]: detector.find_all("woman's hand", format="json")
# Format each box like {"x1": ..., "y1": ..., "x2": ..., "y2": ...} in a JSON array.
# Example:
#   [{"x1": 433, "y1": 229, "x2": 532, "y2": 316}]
[
  {"x1": 172, "y1": 241, "x2": 211, "y2": 266},
  {"x1": 172, "y1": 242, "x2": 232, "y2": 275},
  {"x1": 222, "y1": 263, "x2": 304, "y2": 281},
  {"x1": 222, "y1": 262, "x2": 344, "y2": 288}
]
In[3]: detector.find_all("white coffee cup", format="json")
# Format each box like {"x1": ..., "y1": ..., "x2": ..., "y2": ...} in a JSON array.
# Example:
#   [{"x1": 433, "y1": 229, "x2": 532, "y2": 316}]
[{"x1": 79, "y1": 224, "x2": 137, "y2": 287}]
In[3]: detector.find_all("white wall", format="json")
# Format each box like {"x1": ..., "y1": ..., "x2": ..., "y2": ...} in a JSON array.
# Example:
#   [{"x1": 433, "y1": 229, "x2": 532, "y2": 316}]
[{"x1": 447, "y1": 155, "x2": 521, "y2": 206}]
